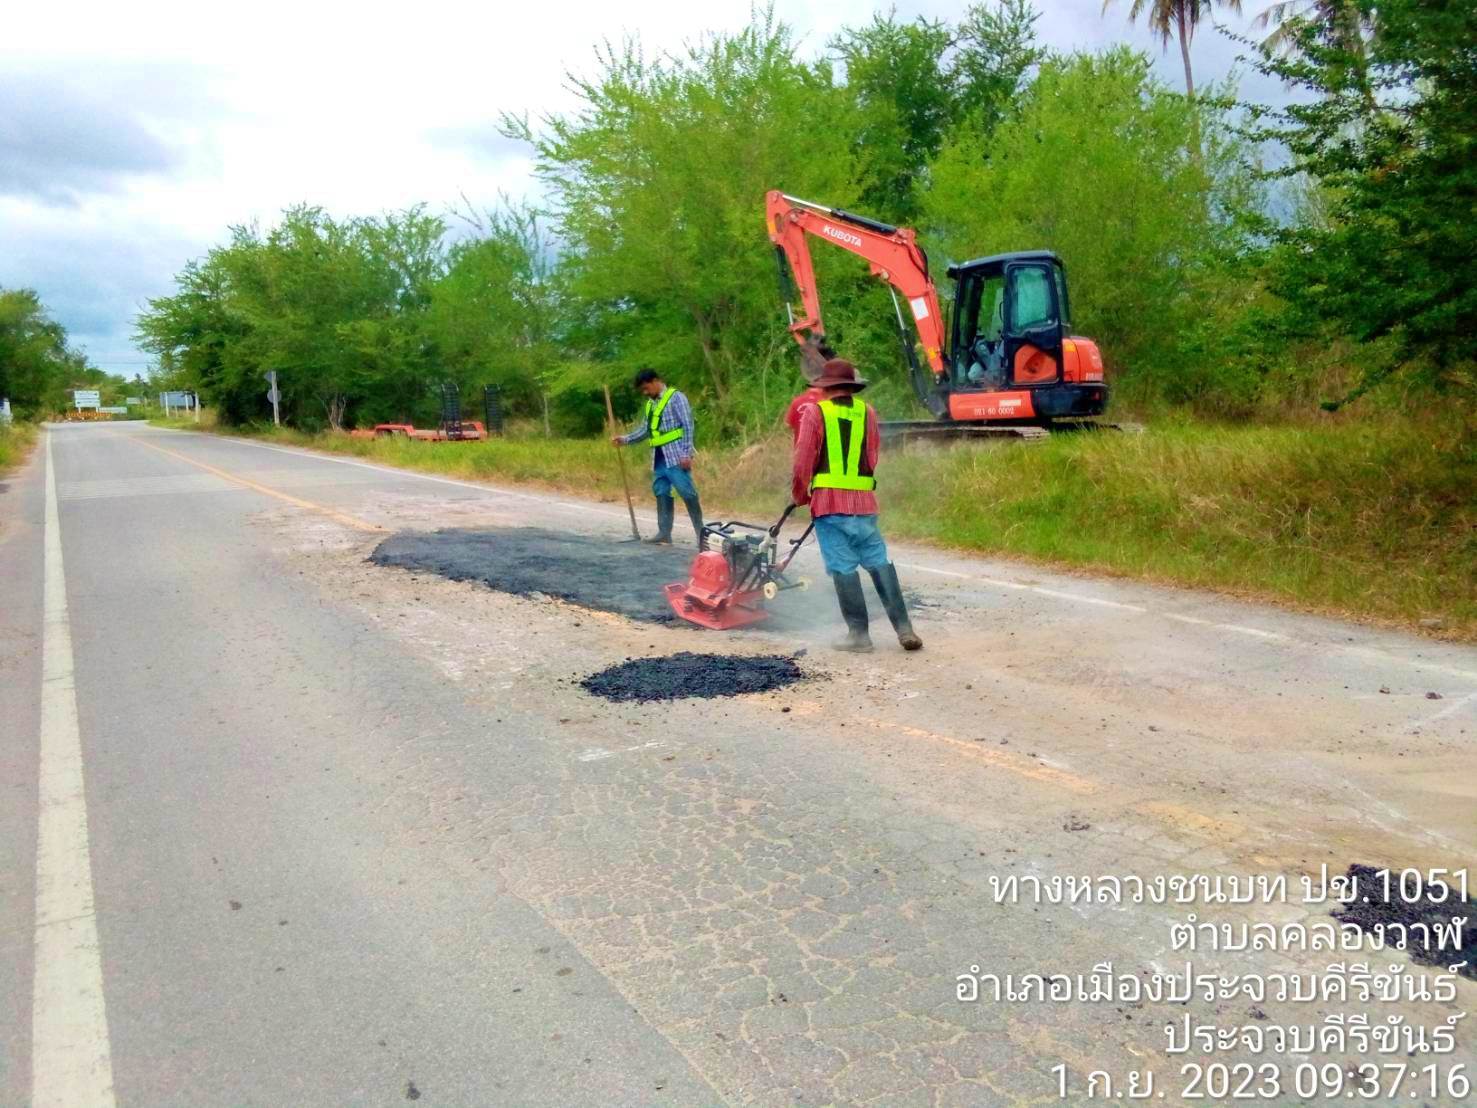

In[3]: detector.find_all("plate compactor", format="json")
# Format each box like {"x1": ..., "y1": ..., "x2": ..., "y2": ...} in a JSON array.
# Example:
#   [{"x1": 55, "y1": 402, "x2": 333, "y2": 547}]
[{"x1": 664, "y1": 505, "x2": 813, "y2": 629}]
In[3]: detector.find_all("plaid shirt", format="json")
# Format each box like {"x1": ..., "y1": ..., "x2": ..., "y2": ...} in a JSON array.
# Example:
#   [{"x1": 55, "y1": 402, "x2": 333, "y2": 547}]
[
  {"x1": 792, "y1": 397, "x2": 880, "y2": 517},
  {"x1": 620, "y1": 389, "x2": 696, "y2": 468}
]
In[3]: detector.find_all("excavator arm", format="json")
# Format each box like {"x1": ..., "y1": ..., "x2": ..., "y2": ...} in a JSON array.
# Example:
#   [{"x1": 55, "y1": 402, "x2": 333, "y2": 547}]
[{"x1": 765, "y1": 191, "x2": 948, "y2": 384}]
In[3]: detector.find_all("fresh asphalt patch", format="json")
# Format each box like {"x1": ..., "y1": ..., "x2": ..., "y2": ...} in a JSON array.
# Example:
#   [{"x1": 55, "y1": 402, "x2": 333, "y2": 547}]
[
  {"x1": 578, "y1": 652, "x2": 809, "y2": 702},
  {"x1": 370, "y1": 526, "x2": 698, "y2": 623},
  {"x1": 1332, "y1": 863, "x2": 1476, "y2": 979}
]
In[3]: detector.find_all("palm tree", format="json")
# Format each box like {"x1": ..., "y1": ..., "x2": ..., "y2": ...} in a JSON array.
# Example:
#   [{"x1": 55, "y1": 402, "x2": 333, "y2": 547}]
[
  {"x1": 1254, "y1": 0, "x2": 1369, "y2": 57},
  {"x1": 1101, "y1": 0, "x2": 1241, "y2": 99},
  {"x1": 1254, "y1": 0, "x2": 1379, "y2": 113}
]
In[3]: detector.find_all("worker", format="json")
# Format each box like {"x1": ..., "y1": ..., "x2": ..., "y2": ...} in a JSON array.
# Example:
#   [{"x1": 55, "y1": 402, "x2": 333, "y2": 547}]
[
  {"x1": 612, "y1": 368, "x2": 704, "y2": 545},
  {"x1": 783, "y1": 336, "x2": 834, "y2": 441},
  {"x1": 792, "y1": 358, "x2": 922, "y2": 653}
]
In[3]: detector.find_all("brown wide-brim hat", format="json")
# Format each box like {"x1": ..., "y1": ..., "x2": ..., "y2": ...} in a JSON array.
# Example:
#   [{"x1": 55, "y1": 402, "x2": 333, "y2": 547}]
[{"x1": 812, "y1": 358, "x2": 868, "y2": 391}]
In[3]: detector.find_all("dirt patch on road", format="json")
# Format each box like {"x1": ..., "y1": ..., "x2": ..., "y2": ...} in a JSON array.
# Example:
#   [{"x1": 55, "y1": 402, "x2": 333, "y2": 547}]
[
  {"x1": 1332, "y1": 863, "x2": 1476, "y2": 978},
  {"x1": 370, "y1": 527, "x2": 696, "y2": 623},
  {"x1": 579, "y1": 652, "x2": 808, "y2": 702}
]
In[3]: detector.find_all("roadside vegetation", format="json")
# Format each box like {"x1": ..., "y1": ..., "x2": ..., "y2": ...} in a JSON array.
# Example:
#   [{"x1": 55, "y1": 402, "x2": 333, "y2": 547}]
[
  {"x1": 130, "y1": 0, "x2": 1474, "y2": 633},
  {"x1": 0, "y1": 420, "x2": 38, "y2": 476},
  {"x1": 0, "y1": 287, "x2": 138, "y2": 419}
]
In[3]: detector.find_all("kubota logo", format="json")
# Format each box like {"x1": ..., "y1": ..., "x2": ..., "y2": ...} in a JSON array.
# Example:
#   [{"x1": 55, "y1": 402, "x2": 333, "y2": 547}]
[{"x1": 822, "y1": 224, "x2": 862, "y2": 247}]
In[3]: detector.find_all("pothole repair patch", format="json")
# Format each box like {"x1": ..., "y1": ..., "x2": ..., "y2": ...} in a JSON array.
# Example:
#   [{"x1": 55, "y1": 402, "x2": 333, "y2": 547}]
[
  {"x1": 1332, "y1": 863, "x2": 1476, "y2": 979},
  {"x1": 579, "y1": 652, "x2": 807, "y2": 702},
  {"x1": 369, "y1": 526, "x2": 696, "y2": 623}
]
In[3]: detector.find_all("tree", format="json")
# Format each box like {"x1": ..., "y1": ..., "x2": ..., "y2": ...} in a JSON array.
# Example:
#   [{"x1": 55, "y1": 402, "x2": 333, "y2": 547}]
[
  {"x1": 139, "y1": 206, "x2": 448, "y2": 428},
  {"x1": 428, "y1": 200, "x2": 566, "y2": 422},
  {"x1": 1101, "y1": 0, "x2": 1242, "y2": 98},
  {"x1": 0, "y1": 288, "x2": 93, "y2": 417},
  {"x1": 926, "y1": 49, "x2": 1261, "y2": 397},
  {"x1": 1251, "y1": 0, "x2": 1477, "y2": 404},
  {"x1": 832, "y1": 14, "x2": 956, "y2": 222},
  {"x1": 506, "y1": 11, "x2": 862, "y2": 433},
  {"x1": 952, "y1": 0, "x2": 1046, "y2": 135}
]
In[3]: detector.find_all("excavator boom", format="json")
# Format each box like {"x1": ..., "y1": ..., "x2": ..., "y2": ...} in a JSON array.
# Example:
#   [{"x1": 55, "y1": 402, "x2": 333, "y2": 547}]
[{"x1": 765, "y1": 192, "x2": 947, "y2": 380}]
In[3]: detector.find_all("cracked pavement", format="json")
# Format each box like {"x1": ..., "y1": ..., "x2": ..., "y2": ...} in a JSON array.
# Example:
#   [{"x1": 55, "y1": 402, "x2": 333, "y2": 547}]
[{"x1": 2, "y1": 422, "x2": 1473, "y2": 1106}]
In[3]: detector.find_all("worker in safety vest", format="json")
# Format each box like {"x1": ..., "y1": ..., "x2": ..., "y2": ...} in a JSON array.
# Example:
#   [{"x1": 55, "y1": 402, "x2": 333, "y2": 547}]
[
  {"x1": 612, "y1": 368, "x2": 704, "y2": 545},
  {"x1": 792, "y1": 359, "x2": 922, "y2": 653}
]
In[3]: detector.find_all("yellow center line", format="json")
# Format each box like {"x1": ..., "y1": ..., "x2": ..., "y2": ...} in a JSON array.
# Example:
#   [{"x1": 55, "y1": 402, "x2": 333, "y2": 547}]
[
  {"x1": 123, "y1": 434, "x2": 386, "y2": 533},
  {"x1": 781, "y1": 699, "x2": 1099, "y2": 794}
]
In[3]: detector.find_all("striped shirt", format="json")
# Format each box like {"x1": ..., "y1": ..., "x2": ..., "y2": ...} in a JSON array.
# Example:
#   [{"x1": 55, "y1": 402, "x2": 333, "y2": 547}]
[
  {"x1": 792, "y1": 398, "x2": 880, "y2": 518},
  {"x1": 620, "y1": 389, "x2": 696, "y2": 468}
]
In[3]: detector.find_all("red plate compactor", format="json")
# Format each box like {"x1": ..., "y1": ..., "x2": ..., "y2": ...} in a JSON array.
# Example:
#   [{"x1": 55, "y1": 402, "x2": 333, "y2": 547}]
[{"x1": 664, "y1": 505, "x2": 813, "y2": 629}]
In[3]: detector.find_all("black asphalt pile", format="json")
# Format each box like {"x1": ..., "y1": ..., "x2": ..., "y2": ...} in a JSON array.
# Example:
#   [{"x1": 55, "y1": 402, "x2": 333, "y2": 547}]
[
  {"x1": 1332, "y1": 863, "x2": 1476, "y2": 978},
  {"x1": 370, "y1": 527, "x2": 696, "y2": 623},
  {"x1": 579, "y1": 652, "x2": 807, "y2": 702}
]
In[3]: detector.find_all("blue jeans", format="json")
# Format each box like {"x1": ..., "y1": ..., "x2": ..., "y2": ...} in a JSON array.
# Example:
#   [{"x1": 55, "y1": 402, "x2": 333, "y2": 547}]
[
  {"x1": 652, "y1": 463, "x2": 699, "y2": 501},
  {"x1": 813, "y1": 514, "x2": 890, "y2": 575}
]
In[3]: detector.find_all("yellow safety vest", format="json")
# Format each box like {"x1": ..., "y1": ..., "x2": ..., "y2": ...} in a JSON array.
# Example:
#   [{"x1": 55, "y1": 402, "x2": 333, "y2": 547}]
[
  {"x1": 645, "y1": 388, "x2": 684, "y2": 448},
  {"x1": 811, "y1": 399, "x2": 876, "y2": 492}
]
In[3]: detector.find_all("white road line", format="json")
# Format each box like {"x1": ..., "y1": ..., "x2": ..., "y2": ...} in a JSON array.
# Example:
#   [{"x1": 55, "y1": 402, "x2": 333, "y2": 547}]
[
  {"x1": 32, "y1": 430, "x2": 116, "y2": 1108},
  {"x1": 1408, "y1": 690, "x2": 1477, "y2": 732}
]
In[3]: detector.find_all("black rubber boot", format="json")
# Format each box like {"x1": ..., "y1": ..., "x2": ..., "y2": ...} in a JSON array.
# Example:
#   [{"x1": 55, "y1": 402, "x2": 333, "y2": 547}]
[
  {"x1": 683, "y1": 495, "x2": 705, "y2": 546},
  {"x1": 645, "y1": 496, "x2": 674, "y2": 543},
  {"x1": 868, "y1": 563, "x2": 923, "y2": 651},
  {"x1": 830, "y1": 572, "x2": 874, "y2": 653}
]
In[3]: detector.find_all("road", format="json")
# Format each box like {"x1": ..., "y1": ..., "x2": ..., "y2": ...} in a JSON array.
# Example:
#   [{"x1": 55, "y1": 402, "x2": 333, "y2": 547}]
[{"x1": 2, "y1": 421, "x2": 1474, "y2": 1107}]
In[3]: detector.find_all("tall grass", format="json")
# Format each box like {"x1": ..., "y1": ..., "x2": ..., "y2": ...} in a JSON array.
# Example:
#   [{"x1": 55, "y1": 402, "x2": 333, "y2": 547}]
[
  {"x1": 0, "y1": 421, "x2": 37, "y2": 475},
  {"x1": 157, "y1": 416, "x2": 1476, "y2": 638}
]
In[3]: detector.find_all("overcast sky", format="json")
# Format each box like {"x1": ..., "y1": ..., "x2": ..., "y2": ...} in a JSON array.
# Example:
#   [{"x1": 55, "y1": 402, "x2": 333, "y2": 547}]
[{"x1": 1, "y1": 0, "x2": 1270, "y2": 376}]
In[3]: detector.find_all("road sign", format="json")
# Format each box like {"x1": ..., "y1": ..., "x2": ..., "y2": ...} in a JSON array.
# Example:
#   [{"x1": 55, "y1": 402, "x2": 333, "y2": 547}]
[
  {"x1": 161, "y1": 390, "x2": 193, "y2": 408},
  {"x1": 73, "y1": 389, "x2": 101, "y2": 410},
  {"x1": 264, "y1": 371, "x2": 281, "y2": 426},
  {"x1": 99, "y1": 406, "x2": 128, "y2": 414}
]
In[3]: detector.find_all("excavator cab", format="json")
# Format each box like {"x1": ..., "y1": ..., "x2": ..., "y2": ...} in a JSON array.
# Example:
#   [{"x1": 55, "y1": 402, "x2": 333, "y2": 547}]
[{"x1": 944, "y1": 252, "x2": 1105, "y2": 421}]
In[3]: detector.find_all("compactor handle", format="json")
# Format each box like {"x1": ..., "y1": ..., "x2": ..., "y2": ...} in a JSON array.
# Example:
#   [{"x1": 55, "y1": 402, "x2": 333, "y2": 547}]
[{"x1": 770, "y1": 503, "x2": 798, "y2": 537}]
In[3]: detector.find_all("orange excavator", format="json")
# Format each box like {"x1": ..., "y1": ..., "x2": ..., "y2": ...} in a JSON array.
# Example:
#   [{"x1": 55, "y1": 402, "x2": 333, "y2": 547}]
[{"x1": 766, "y1": 191, "x2": 1107, "y2": 429}]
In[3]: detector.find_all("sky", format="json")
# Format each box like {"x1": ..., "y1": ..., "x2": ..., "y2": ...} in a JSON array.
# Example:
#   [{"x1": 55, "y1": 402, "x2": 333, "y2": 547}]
[{"x1": 1, "y1": 0, "x2": 1274, "y2": 378}]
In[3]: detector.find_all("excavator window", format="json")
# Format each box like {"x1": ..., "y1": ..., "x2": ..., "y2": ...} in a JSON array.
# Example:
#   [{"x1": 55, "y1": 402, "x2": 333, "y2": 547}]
[{"x1": 1005, "y1": 265, "x2": 1057, "y2": 334}]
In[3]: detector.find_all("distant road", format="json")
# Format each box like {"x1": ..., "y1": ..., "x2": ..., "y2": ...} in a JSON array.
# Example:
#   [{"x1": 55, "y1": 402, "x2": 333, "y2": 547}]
[{"x1": 3, "y1": 422, "x2": 1473, "y2": 1106}]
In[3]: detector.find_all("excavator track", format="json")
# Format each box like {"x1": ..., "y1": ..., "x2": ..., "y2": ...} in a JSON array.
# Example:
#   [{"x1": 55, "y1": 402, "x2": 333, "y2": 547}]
[{"x1": 880, "y1": 419, "x2": 1143, "y2": 445}]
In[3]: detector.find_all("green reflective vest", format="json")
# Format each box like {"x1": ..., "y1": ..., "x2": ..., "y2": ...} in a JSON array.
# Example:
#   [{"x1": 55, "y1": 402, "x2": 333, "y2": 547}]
[
  {"x1": 645, "y1": 387, "x2": 684, "y2": 448},
  {"x1": 811, "y1": 399, "x2": 876, "y2": 492}
]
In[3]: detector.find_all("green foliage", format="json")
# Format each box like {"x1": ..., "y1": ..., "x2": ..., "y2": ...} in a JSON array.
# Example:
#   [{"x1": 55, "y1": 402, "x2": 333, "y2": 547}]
[
  {"x1": 927, "y1": 49, "x2": 1262, "y2": 405},
  {"x1": 0, "y1": 419, "x2": 38, "y2": 473},
  {"x1": 428, "y1": 201, "x2": 563, "y2": 412},
  {"x1": 0, "y1": 287, "x2": 99, "y2": 417},
  {"x1": 832, "y1": 1, "x2": 1043, "y2": 221},
  {"x1": 1250, "y1": 0, "x2": 1477, "y2": 404},
  {"x1": 140, "y1": 206, "x2": 454, "y2": 428},
  {"x1": 506, "y1": 11, "x2": 862, "y2": 435},
  {"x1": 833, "y1": 14, "x2": 956, "y2": 222}
]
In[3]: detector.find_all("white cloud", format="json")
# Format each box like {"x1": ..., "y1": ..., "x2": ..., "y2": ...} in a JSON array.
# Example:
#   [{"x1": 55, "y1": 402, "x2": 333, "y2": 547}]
[{"x1": 2, "y1": 0, "x2": 1271, "y2": 374}]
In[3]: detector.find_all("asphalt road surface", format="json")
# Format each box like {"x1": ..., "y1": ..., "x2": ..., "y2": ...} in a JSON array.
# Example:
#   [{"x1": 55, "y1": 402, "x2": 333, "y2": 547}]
[{"x1": 3, "y1": 422, "x2": 1474, "y2": 1107}]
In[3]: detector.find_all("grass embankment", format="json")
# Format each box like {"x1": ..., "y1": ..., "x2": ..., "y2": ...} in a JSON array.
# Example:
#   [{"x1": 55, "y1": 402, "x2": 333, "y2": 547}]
[
  {"x1": 0, "y1": 421, "x2": 38, "y2": 476},
  {"x1": 155, "y1": 416, "x2": 1477, "y2": 639}
]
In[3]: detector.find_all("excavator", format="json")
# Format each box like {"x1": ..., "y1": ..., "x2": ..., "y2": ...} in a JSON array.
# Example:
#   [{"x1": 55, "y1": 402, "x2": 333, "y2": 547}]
[{"x1": 766, "y1": 191, "x2": 1108, "y2": 432}]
